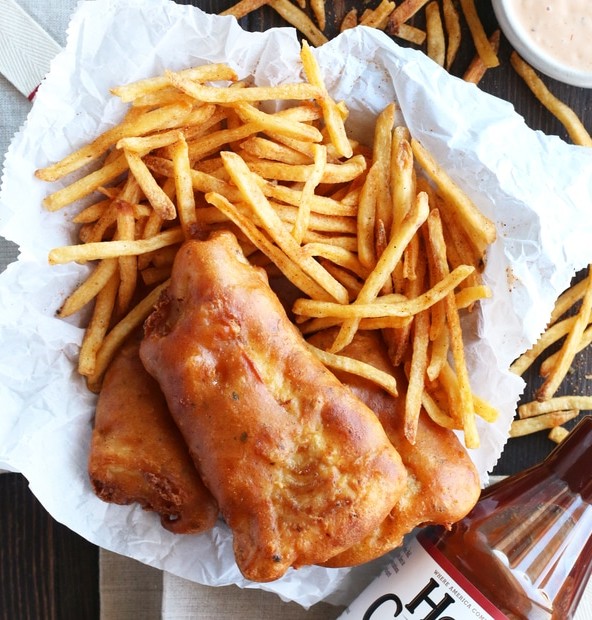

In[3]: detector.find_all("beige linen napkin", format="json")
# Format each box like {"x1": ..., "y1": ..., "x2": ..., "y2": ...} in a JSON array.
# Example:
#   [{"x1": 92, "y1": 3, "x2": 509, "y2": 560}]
[
  {"x1": 100, "y1": 549, "x2": 592, "y2": 619},
  {"x1": 99, "y1": 550, "x2": 343, "y2": 619}
]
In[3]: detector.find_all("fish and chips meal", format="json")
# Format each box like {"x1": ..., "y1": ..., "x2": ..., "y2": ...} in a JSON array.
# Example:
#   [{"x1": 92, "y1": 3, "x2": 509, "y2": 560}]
[
  {"x1": 35, "y1": 2, "x2": 592, "y2": 582},
  {"x1": 35, "y1": 40, "x2": 498, "y2": 580}
]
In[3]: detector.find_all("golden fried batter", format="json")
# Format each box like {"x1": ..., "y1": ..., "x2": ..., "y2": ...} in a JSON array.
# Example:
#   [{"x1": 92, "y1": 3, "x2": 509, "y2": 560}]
[
  {"x1": 139, "y1": 231, "x2": 407, "y2": 582},
  {"x1": 309, "y1": 329, "x2": 481, "y2": 568},
  {"x1": 88, "y1": 337, "x2": 218, "y2": 534}
]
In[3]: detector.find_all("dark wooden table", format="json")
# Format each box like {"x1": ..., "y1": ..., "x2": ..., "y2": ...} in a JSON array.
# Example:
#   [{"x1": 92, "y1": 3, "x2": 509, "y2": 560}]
[{"x1": 1, "y1": 1, "x2": 591, "y2": 618}]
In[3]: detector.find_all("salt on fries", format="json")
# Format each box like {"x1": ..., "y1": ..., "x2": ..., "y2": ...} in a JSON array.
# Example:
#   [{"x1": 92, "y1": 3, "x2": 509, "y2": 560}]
[{"x1": 38, "y1": 46, "x2": 497, "y2": 450}]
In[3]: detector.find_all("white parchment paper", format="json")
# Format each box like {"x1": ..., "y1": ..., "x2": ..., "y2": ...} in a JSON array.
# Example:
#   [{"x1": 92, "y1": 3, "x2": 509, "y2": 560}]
[{"x1": 2, "y1": 0, "x2": 592, "y2": 608}]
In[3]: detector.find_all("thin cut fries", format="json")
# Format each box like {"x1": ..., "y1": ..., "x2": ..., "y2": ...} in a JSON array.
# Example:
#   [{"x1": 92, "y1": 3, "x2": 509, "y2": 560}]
[
  {"x1": 519, "y1": 395, "x2": 592, "y2": 419},
  {"x1": 49, "y1": 228, "x2": 185, "y2": 265},
  {"x1": 510, "y1": 410, "x2": 579, "y2": 438},
  {"x1": 306, "y1": 343, "x2": 398, "y2": 398},
  {"x1": 463, "y1": 30, "x2": 500, "y2": 84},
  {"x1": 267, "y1": 0, "x2": 328, "y2": 47},
  {"x1": 537, "y1": 268, "x2": 592, "y2": 401},
  {"x1": 510, "y1": 52, "x2": 592, "y2": 147},
  {"x1": 293, "y1": 265, "x2": 475, "y2": 319},
  {"x1": 38, "y1": 49, "x2": 498, "y2": 451},
  {"x1": 425, "y1": 2, "x2": 445, "y2": 67},
  {"x1": 459, "y1": 0, "x2": 499, "y2": 68},
  {"x1": 411, "y1": 139, "x2": 496, "y2": 256},
  {"x1": 219, "y1": 0, "x2": 270, "y2": 19},
  {"x1": 442, "y1": 0, "x2": 461, "y2": 70}
]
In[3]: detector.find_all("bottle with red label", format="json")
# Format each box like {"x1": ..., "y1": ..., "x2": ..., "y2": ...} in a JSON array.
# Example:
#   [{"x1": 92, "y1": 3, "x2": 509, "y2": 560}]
[{"x1": 339, "y1": 415, "x2": 592, "y2": 619}]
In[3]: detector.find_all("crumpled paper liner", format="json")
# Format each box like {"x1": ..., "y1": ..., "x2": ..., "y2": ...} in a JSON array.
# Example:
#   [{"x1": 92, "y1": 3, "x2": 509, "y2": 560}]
[{"x1": 2, "y1": 0, "x2": 592, "y2": 608}]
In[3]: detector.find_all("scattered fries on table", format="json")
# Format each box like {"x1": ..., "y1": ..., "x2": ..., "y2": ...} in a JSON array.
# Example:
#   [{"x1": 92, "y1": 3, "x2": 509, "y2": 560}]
[
  {"x1": 506, "y1": 52, "x2": 592, "y2": 444},
  {"x1": 38, "y1": 40, "x2": 497, "y2": 450},
  {"x1": 217, "y1": 0, "x2": 499, "y2": 86}
]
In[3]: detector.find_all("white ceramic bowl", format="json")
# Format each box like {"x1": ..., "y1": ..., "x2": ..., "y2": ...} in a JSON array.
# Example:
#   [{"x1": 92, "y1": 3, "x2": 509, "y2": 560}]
[{"x1": 493, "y1": 0, "x2": 592, "y2": 88}]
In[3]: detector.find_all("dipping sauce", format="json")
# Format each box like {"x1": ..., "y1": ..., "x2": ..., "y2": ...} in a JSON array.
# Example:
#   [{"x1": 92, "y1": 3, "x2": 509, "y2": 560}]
[{"x1": 509, "y1": 0, "x2": 592, "y2": 73}]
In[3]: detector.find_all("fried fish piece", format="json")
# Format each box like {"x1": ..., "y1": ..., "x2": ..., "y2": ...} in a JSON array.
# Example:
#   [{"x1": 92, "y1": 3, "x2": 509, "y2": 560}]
[
  {"x1": 309, "y1": 329, "x2": 481, "y2": 568},
  {"x1": 88, "y1": 336, "x2": 219, "y2": 534},
  {"x1": 139, "y1": 231, "x2": 407, "y2": 582}
]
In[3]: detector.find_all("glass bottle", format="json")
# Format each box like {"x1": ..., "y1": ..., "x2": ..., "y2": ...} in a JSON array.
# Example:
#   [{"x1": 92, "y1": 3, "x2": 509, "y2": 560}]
[{"x1": 339, "y1": 415, "x2": 592, "y2": 620}]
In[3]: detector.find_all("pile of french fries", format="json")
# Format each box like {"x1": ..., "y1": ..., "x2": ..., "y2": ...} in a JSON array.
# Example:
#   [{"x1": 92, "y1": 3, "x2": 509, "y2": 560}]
[{"x1": 37, "y1": 42, "x2": 499, "y2": 450}]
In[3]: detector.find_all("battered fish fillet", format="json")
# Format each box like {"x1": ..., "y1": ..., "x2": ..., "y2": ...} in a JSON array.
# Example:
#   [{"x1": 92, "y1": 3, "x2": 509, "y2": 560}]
[
  {"x1": 88, "y1": 337, "x2": 219, "y2": 534},
  {"x1": 308, "y1": 329, "x2": 481, "y2": 568},
  {"x1": 139, "y1": 231, "x2": 407, "y2": 582}
]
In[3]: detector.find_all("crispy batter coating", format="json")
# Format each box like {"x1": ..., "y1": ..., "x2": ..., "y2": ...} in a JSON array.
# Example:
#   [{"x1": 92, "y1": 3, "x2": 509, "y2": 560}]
[
  {"x1": 309, "y1": 329, "x2": 481, "y2": 567},
  {"x1": 88, "y1": 337, "x2": 218, "y2": 534},
  {"x1": 139, "y1": 231, "x2": 407, "y2": 582}
]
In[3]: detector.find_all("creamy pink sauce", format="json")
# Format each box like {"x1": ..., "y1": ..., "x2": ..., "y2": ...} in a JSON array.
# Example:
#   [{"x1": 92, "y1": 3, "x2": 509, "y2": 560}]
[{"x1": 509, "y1": 0, "x2": 592, "y2": 72}]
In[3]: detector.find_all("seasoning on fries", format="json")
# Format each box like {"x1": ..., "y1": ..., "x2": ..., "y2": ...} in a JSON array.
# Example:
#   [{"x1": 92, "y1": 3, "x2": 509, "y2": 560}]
[{"x1": 38, "y1": 42, "x2": 497, "y2": 460}]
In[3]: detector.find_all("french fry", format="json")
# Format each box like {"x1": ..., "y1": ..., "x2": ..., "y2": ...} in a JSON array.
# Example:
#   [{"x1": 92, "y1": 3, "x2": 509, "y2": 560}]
[
  {"x1": 166, "y1": 71, "x2": 322, "y2": 103},
  {"x1": 87, "y1": 280, "x2": 170, "y2": 391},
  {"x1": 267, "y1": 0, "x2": 328, "y2": 47},
  {"x1": 115, "y1": 200, "x2": 139, "y2": 316},
  {"x1": 537, "y1": 267, "x2": 592, "y2": 401},
  {"x1": 387, "y1": 0, "x2": 430, "y2": 32},
  {"x1": 373, "y1": 104, "x2": 396, "y2": 243},
  {"x1": 303, "y1": 243, "x2": 369, "y2": 279},
  {"x1": 548, "y1": 426, "x2": 570, "y2": 444},
  {"x1": 459, "y1": 0, "x2": 499, "y2": 68},
  {"x1": 405, "y1": 306, "x2": 430, "y2": 443},
  {"x1": 206, "y1": 192, "x2": 334, "y2": 302},
  {"x1": 78, "y1": 271, "x2": 120, "y2": 377},
  {"x1": 124, "y1": 150, "x2": 176, "y2": 220},
  {"x1": 42, "y1": 154, "x2": 129, "y2": 212},
  {"x1": 245, "y1": 154, "x2": 366, "y2": 184},
  {"x1": 293, "y1": 265, "x2": 474, "y2": 320},
  {"x1": 58, "y1": 258, "x2": 118, "y2": 318},
  {"x1": 219, "y1": 0, "x2": 270, "y2": 19},
  {"x1": 540, "y1": 322, "x2": 592, "y2": 377},
  {"x1": 510, "y1": 52, "x2": 592, "y2": 147},
  {"x1": 412, "y1": 138, "x2": 496, "y2": 256},
  {"x1": 510, "y1": 410, "x2": 579, "y2": 438},
  {"x1": 329, "y1": 191, "x2": 430, "y2": 353},
  {"x1": 510, "y1": 314, "x2": 581, "y2": 376},
  {"x1": 306, "y1": 343, "x2": 398, "y2": 398},
  {"x1": 300, "y1": 41, "x2": 353, "y2": 159},
  {"x1": 394, "y1": 24, "x2": 427, "y2": 46},
  {"x1": 359, "y1": 0, "x2": 396, "y2": 29},
  {"x1": 463, "y1": 30, "x2": 500, "y2": 84},
  {"x1": 455, "y1": 284, "x2": 492, "y2": 309},
  {"x1": 110, "y1": 64, "x2": 238, "y2": 103},
  {"x1": 35, "y1": 102, "x2": 192, "y2": 182},
  {"x1": 442, "y1": 0, "x2": 461, "y2": 70},
  {"x1": 425, "y1": 2, "x2": 445, "y2": 67},
  {"x1": 49, "y1": 228, "x2": 185, "y2": 264},
  {"x1": 292, "y1": 144, "x2": 327, "y2": 243},
  {"x1": 340, "y1": 8, "x2": 358, "y2": 32},
  {"x1": 221, "y1": 150, "x2": 349, "y2": 304},
  {"x1": 170, "y1": 136, "x2": 197, "y2": 238},
  {"x1": 357, "y1": 162, "x2": 379, "y2": 269},
  {"x1": 550, "y1": 277, "x2": 589, "y2": 324},
  {"x1": 310, "y1": 0, "x2": 326, "y2": 31},
  {"x1": 519, "y1": 395, "x2": 592, "y2": 419}
]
